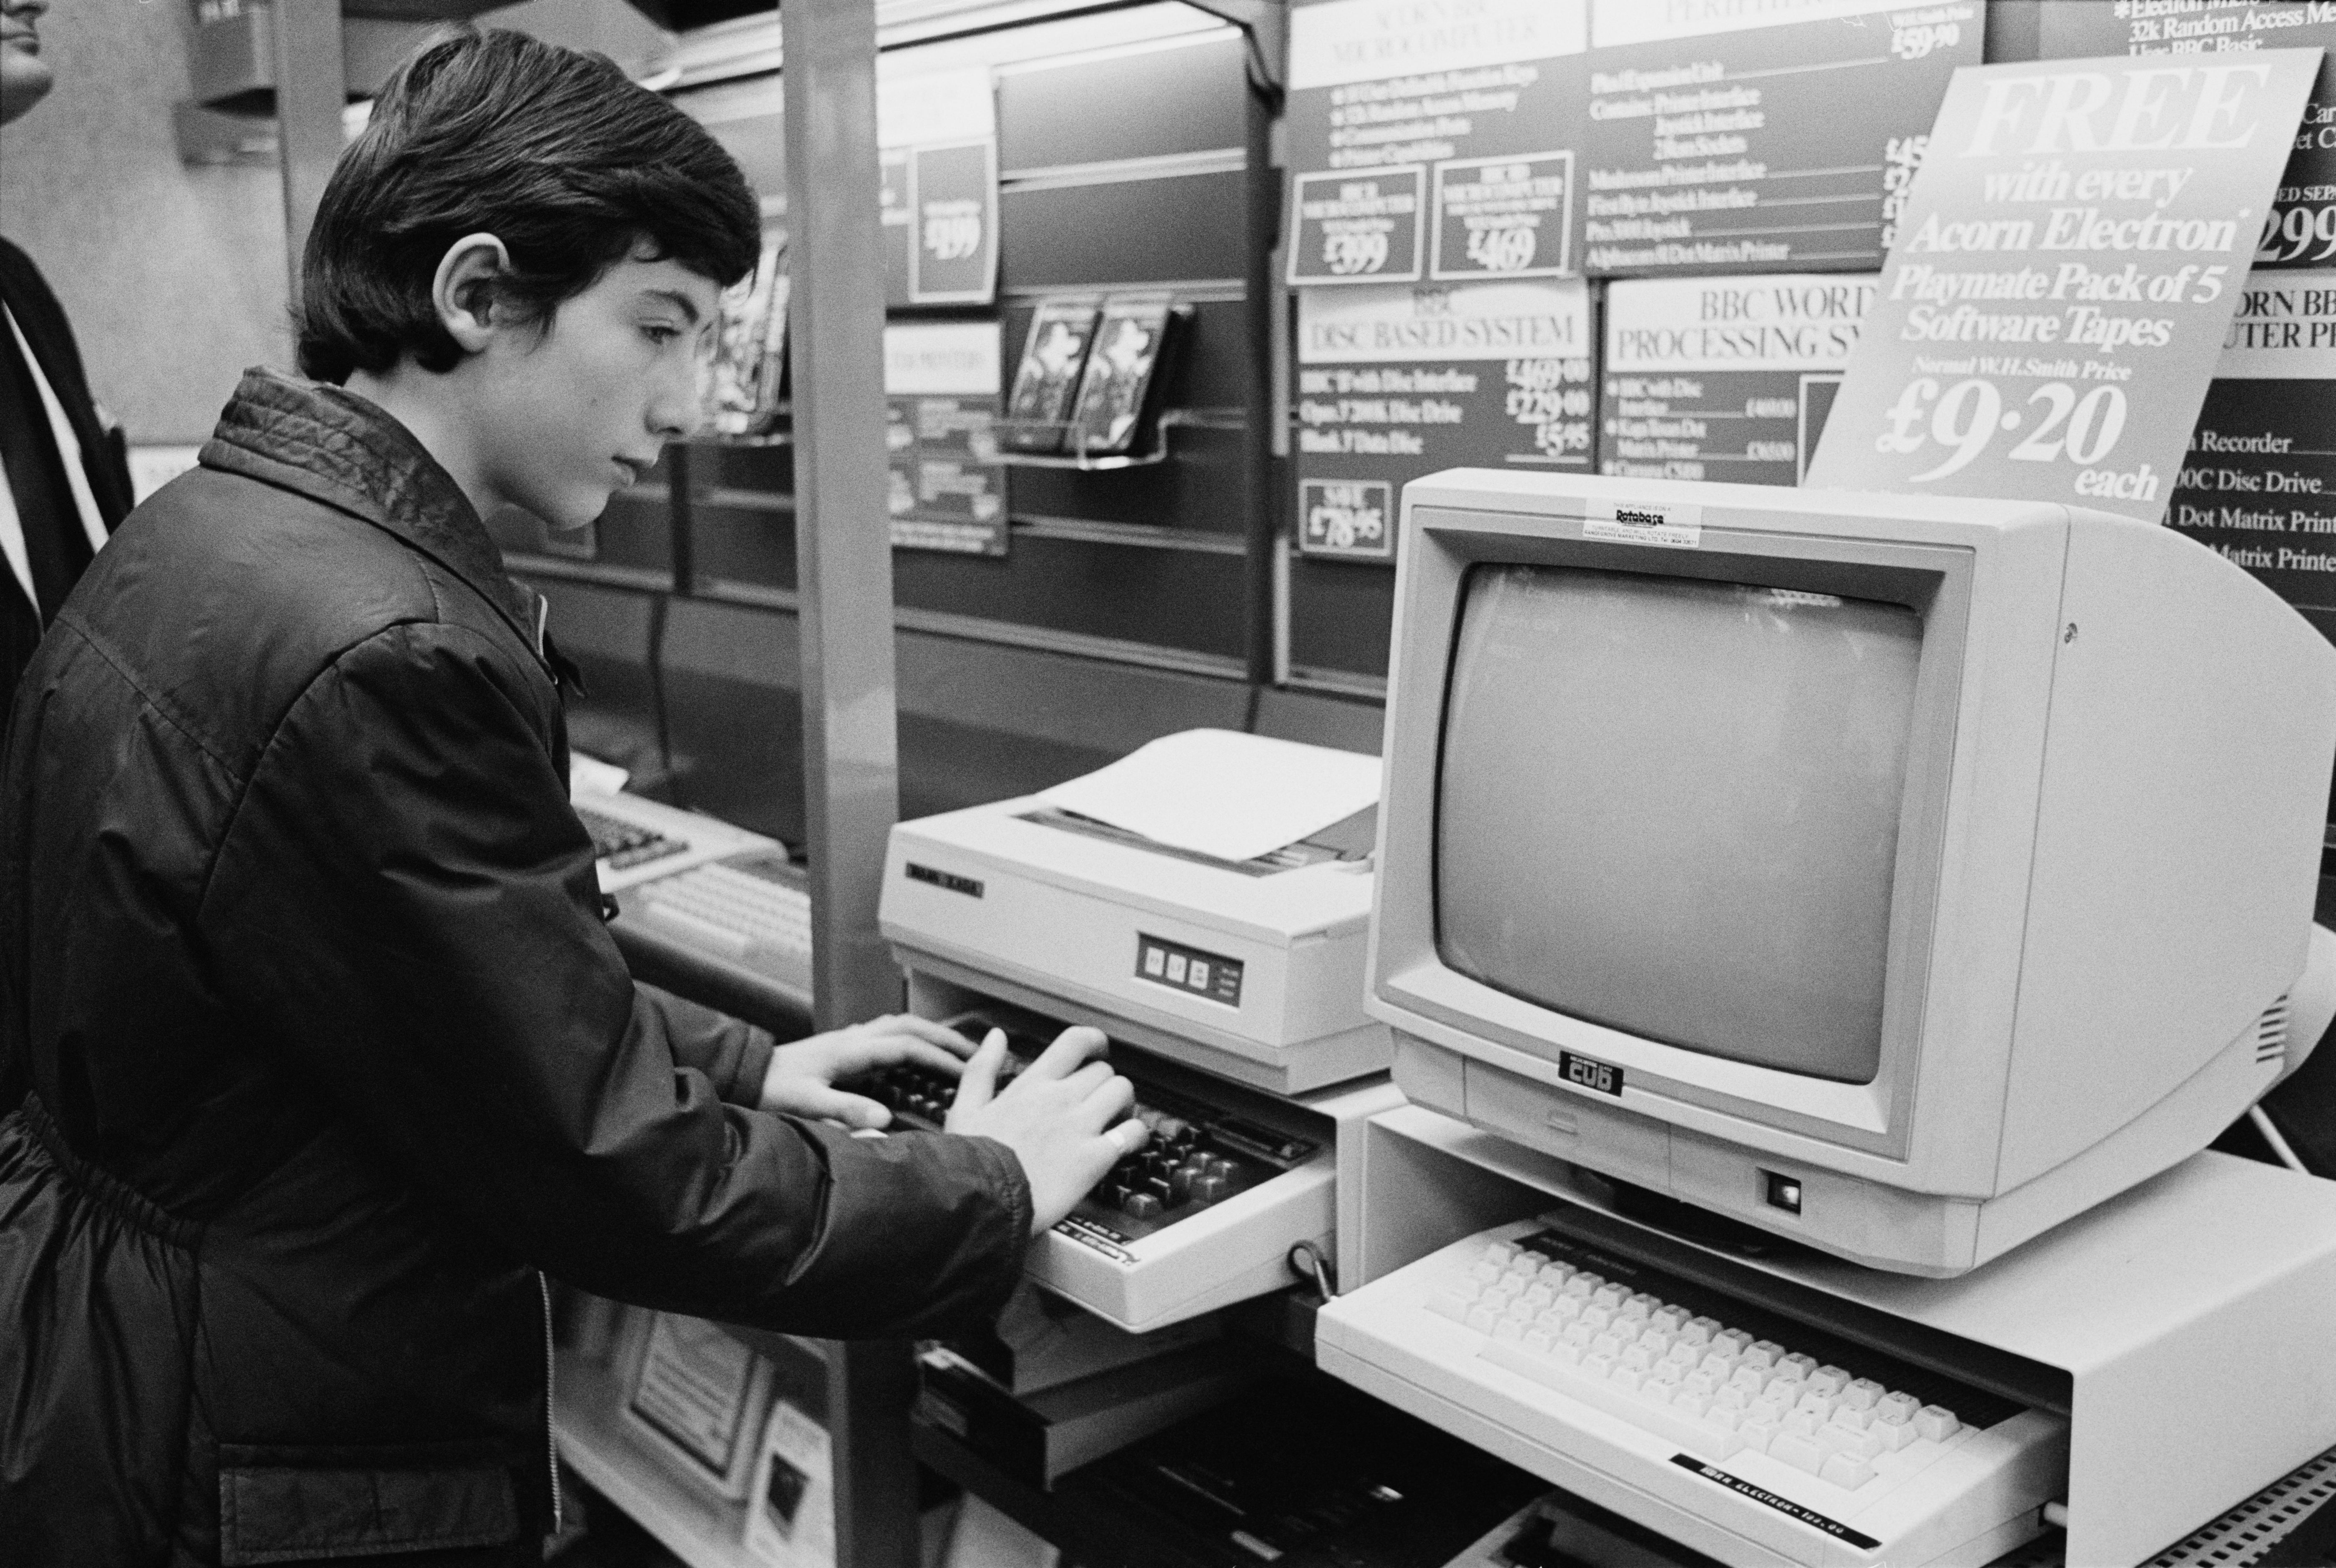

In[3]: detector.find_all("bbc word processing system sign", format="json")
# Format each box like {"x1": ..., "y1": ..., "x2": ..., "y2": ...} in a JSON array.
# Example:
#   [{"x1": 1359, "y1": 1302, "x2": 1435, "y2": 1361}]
[{"x1": 1807, "y1": 49, "x2": 2323, "y2": 519}]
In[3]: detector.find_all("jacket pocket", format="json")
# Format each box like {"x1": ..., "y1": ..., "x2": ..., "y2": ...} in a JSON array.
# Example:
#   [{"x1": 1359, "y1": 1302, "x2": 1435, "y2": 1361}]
[{"x1": 216, "y1": 1446, "x2": 520, "y2": 1565}]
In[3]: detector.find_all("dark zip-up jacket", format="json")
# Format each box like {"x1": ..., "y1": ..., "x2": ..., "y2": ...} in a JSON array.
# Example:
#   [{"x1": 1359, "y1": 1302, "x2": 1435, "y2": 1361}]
[{"x1": 0, "y1": 369, "x2": 1030, "y2": 1567}]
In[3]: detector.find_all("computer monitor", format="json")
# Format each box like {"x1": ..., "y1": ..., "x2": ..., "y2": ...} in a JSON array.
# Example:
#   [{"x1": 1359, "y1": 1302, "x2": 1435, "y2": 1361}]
[{"x1": 1370, "y1": 472, "x2": 2336, "y2": 1276}]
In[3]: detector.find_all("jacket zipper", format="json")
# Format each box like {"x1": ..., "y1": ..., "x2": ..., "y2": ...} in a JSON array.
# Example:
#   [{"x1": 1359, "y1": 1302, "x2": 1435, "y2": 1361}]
[{"x1": 538, "y1": 1272, "x2": 564, "y2": 1535}]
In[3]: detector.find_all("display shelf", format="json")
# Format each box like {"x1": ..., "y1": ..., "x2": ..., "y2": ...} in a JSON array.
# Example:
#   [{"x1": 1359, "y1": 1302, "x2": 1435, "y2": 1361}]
[
  {"x1": 980, "y1": 406, "x2": 1220, "y2": 472},
  {"x1": 553, "y1": 1351, "x2": 759, "y2": 1568}
]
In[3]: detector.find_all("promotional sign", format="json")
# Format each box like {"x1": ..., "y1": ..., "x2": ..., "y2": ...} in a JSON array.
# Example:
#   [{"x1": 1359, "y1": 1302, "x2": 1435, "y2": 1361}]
[
  {"x1": 1806, "y1": 50, "x2": 2323, "y2": 518},
  {"x1": 1285, "y1": 0, "x2": 1589, "y2": 286},
  {"x1": 884, "y1": 321, "x2": 1007, "y2": 555},
  {"x1": 1581, "y1": 0, "x2": 1980, "y2": 276},
  {"x1": 2040, "y1": 2, "x2": 2336, "y2": 273},
  {"x1": 877, "y1": 65, "x2": 999, "y2": 307},
  {"x1": 2165, "y1": 271, "x2": 2336, "y2": 631},
  {"x1": 1295, "y1": 280, "x2": 1593, "y2": 560},
  {"x1": 1601, "y1": 274, "x2": 1876, "y2": 486}
]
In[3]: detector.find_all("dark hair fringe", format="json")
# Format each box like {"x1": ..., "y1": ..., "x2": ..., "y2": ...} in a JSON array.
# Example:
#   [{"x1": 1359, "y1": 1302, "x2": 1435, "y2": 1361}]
[{"x1": 295, "y1": 27, "x2": 761, "y2": 384}]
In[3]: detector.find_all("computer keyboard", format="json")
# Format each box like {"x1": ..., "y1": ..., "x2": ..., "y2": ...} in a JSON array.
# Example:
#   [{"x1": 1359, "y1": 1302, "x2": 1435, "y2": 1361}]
[
  {"x1": 1316, "y1": 1217, "x2": 2069, "y2": 1568},
  {"x1": 630, "y1": 851, "x2": 812, "y2": 995},
  {"x1": 575, "y1": 803, "x2": 689, "y2": 871},
  {"x1": 862, "y1": 1004, "x2": 1336, "y2": 1333}
]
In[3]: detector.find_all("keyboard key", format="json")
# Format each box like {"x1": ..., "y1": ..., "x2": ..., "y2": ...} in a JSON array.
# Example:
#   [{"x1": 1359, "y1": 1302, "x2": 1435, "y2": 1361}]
[
  {"x1": 1769, "y1": 1431, "x2": 1825, "y2": 1474},
  {"x1": 1872, "y1": 1418, "x2": 1919, "y2": 1453},
  {"x1": 1678, "y1": 1317, "x2": 1720, "y2": 1347},
  {"x1": 1650, "y1": 1307, "x2": 1685, "y2": 1335},
  {"x1": 1713, "y1": 1330, "x2": 1752, "y2": 1358},
  {"x1": 1876, "y1": 1391, "x2": 1920, "y2": 1425},
  {"x1": 1842, "y1": 1378, "x2": 1886, "y2": 1412},
  {"x1": 1763, "y1": 1375, "x2": 1804, "y2": 1404},
  {"x1": 1672, "y1": 1390, "x2": 1711, "y2": 1417},
  {"x1": 1795, "y1": 1390, "x2": 1839, "y2": 1422},
  {"x1": 1809, "y1": 1365, "x2": 1851, "y2": 1397},
  {"x1": 1622, "y1": 1292, "x2": 1662, "y2": 1321},
  {"x1": 1479, "y1": 1342, "x2": 1743, "y2": 1463},
  {"x1": 1609, "y1": 1366, "x2": 1644, "y2": 1392},
  {"x1": 1481, "y1": 1242, "x2": 1517, "y2": 1267},
  {"x1": 1590, "y1": 1285, "x2": 1626, "y2": 1311},
  {"x1": 1662, "y1": 1341, "x2": 1701, "y2": 1368},
  {"x1": 1619, "y1": 1344, "x2": 1655, "y2": 1372},
  {"x1": 1779, "y1": 1352, "x2": 1818, "y2": 1380},
  {"x1": 1492, "y1": 1317, "x2": 1523, "y2": 1341},
  {"x1": 1738, "y1": 1418, "x2": 1778, "y2": 1454},
  {"x1": 1821, "y1": 1454, "x2": 1877, "y2": 1490},
  {"x1": 1590, "y1": 1332, "x2": 1626, "y2": 1360},
  {"x1": 1727, "y1": 1366, "x2": 1768, "y2": 1395},
  {"x1": 1426, "y1": 1289, "x2": 1475, "y2": 1322},
  {"x1": 1914, "y1": 1405, "x2": 1960, "y2": 1442},
  {"x1": 1742, "y1": 1340, "x2": 1782, "y2": 1371},
  {"x1": 1781, "y1": 1408, "x2": 1822, "y2": 1438}
]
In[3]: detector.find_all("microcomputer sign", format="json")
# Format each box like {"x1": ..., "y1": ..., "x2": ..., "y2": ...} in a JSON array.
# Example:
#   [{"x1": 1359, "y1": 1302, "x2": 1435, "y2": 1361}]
[{"x1": 1809, "y1": 50, "x2": 2324, "y2": 522}]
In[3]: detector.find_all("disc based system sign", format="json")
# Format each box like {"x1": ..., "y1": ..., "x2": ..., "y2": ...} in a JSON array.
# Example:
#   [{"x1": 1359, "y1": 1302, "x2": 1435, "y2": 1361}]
[{"x1": 1806, "y1": 50, "x2": 2323, "y2": 518}]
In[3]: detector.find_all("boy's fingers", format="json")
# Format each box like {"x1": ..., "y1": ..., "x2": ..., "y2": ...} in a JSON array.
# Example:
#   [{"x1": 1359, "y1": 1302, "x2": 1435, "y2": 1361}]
[
  {"x1": 1025, "y1": 1025, "x2": 1109, "y2": 1081},
  {"x1": 1102, "y1": 1118, "x2": 1148, "y2": 1159},
  {"x1": 1056, "y1": 1060, "x2": 1115, "y2": 1098},
  {"x1": 952, "y1": 1030, "x2": 1006, "y2": 1115},
  {"x1": 869, "y1": 1036, "x2": 969, "y2": 1077},
  {"x1": 1082, "y1": 1072, "x2": 1136, "y2": 1127},
  {"x1": 887, "y1": 1015, "x2": 982, "y2": 1057},
  {"x1": 793, "y1": 1086, "x2": 892, "y2": 1131}
]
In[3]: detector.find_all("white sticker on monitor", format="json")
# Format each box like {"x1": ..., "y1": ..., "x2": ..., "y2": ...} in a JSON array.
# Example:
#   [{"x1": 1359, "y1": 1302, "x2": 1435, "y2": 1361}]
[{"x1": 1583, "y1": 499, "x2": 1702, "y2": 549}]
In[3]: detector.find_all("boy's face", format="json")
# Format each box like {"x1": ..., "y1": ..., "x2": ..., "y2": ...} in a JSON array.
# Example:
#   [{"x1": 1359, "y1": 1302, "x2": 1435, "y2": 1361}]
[{"x1": 468, "y1": 251, "x2": 719, "y2": 531}]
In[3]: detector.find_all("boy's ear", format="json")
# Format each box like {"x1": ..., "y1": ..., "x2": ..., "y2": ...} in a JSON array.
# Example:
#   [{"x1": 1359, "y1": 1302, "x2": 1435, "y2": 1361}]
[{"x1": 432, "y1": 233, "x2": 513, "y2": 355}]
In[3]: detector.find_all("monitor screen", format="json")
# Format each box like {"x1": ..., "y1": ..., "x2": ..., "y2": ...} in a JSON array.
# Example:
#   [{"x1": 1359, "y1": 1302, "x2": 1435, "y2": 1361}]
[{"x1": 1434, "y1": 563, "x2": 1922, "y2": 1084}]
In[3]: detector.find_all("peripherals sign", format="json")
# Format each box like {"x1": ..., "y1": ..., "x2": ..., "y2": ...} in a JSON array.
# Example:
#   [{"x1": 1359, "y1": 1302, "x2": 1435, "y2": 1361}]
[
  {"x1": 1581, "y1": 0, "x2": 1980, "y2": 276},
  {"x1": 1807, "y1": 50, "x2": 2324, "y2": 519}
]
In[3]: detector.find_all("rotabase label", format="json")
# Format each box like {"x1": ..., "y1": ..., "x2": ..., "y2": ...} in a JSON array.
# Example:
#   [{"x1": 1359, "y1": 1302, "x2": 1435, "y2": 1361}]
[
  {"x1": 2166, "y1": 271, "x2": 2336, "y2": 630},
  {"x1": 1286, "y1": 0, "x2": 1589, "y2": 286},
  {"x1": 1295, "y1": 278, "x2": 1595, "y2": 561},
  {"x1": 1602, "y1": 274, "x2": 1874, "y2": 486},
  {"x1": 1806, "y1": 50, "x2": 2324, "y2": 518},
  {"x1": 1581, "y1": 0, "x2": 1981, "y2": 275}
]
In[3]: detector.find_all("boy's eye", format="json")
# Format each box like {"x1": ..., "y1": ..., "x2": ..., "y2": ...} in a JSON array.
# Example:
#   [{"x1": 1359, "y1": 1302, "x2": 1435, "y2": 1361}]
[{"x1": 641, "y1": 323, "x2": 682, "y2": 346}]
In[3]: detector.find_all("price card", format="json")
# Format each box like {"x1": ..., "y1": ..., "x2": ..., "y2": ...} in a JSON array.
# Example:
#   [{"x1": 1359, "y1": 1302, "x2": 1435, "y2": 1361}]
[
  {"x1": 1601, "y1": 275, "x2": 1875, "y2": 487},
  {"x1": 1285, "y1": 0, "x2": 1589, "y2": 287},
  {"x1": 2166, "y1": 272, "x2": 2336, "y2": 629},
  {"x1": 1295, "y1": 280, "x2": 1593, "y2": 561},
  {"x1": 1806, "y1": 49, "x2": 2323, "y2": 518},
  {"x1": 884, "y1": 321, "x2": 1007, "y2": 555},
  {"x1": 2040, "y1": 2, "x2": 2336, "y2": 274},
  {"x1": 877, "y1": 65, "x2": 998, "y2": 307},
  {"x1": 1581, "y1": 0, "x2": 1981, "y2": 276}
]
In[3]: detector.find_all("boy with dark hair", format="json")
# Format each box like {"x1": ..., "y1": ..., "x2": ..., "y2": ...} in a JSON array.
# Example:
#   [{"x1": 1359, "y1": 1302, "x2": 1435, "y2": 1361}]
[{"x1": 0, "y1": 29, "x2": 1141, "y2": 1565}]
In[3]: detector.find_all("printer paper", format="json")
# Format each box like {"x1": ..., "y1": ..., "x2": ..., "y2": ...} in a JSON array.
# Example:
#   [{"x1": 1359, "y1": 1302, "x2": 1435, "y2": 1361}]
[{"x1": 1037, "y1": 729, "x2": 1382, "y2": 863}]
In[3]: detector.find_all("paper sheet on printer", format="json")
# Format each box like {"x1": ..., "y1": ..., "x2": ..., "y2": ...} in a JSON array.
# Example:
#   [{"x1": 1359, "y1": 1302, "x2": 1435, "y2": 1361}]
[{"x1": 1036, "y1": 728, "x2": 1382, "y2": 863}]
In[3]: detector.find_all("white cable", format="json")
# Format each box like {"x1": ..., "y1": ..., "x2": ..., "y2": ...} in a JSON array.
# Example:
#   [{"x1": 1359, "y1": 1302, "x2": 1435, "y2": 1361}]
[{"x1": 2251, "y1": 1105, "x2": 2309, "y2": 1175}]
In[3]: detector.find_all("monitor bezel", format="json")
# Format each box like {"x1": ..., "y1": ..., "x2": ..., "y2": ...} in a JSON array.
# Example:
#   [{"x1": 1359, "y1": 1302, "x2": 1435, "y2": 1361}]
[{"x1": 1376, "y1": 502, "x2": 1974, "y2": 1162}]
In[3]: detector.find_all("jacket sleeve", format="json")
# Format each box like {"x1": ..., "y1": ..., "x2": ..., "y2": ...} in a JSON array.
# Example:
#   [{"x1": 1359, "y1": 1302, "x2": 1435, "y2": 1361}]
[
  {"x1": 638, "y1": 983, "x2": 775, "y2": 1109},
  {"x1": 200, "y1": 619, "x2": 1030, "y2": 1338}
]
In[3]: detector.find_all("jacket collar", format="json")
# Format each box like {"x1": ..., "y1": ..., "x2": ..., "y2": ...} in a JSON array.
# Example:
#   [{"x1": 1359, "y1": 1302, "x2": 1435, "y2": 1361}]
[{"x1": 198, "y1": 368, "x2": 544, "y2": 660}]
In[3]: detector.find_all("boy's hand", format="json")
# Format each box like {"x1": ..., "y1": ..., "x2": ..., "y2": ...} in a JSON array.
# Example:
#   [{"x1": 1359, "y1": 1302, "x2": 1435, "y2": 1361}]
[
  {"x1": 757, "y1": 1014, "x2": 976, "y2": 1129},
  {"x1": 947, "y1": 1026, "x2": 1146, "y2": 1236}
]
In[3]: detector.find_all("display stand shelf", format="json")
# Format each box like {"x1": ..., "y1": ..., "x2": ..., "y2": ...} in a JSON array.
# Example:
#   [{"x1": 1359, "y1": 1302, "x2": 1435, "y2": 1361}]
[
  {"x1": 981, "y1": 406, "x2": 1225, "y2": 472},
  {"x1": 553, "y1": 1350, "x2": 759, "y2": 1568}
]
